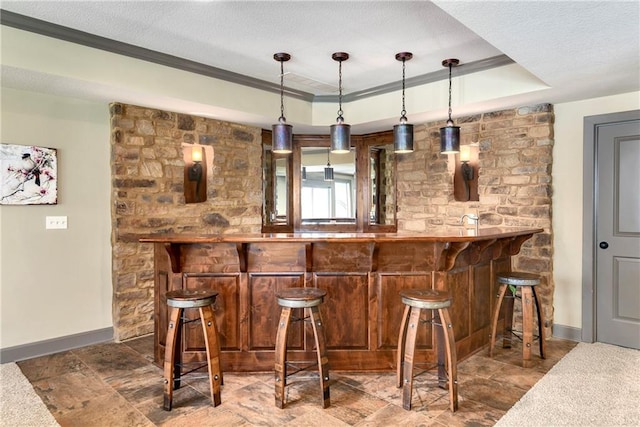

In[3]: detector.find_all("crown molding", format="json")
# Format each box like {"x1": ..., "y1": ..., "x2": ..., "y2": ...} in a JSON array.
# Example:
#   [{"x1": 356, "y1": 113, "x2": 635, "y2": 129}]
[{"x1": 1, "y1": 9, "x2": 513, "y2": 105}]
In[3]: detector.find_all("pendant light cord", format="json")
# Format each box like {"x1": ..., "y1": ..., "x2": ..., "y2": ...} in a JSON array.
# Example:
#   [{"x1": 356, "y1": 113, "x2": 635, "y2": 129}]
[
  {"x1": 279, "y1": 59, "x2": 285, "y2": 121},
  {"x1": 401, "y1": 58, "x2": 407, "y2": 119},
  {"x1": 447, "y1": 63, "x2": 453, "y2": 122},
  {"x1": 337, "y1": 60, "x2": 343, "y2": 119}
]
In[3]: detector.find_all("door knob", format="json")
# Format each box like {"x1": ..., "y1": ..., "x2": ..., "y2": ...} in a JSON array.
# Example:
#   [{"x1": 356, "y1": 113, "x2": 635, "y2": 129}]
[{"x1": 599, "y1": 241, "x2": 609, "y2": 249}]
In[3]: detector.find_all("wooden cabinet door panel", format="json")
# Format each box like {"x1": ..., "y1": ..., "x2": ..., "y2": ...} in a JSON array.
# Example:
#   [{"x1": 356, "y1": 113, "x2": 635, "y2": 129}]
[
  {"x1": 492, "y1": 257, "x2": 511, "y2": 327},
  {"x1": 377, "y1": 273, "x2": 434, "y2": 349},
  {"x1": 183, "y1": 273, "x2": 241, "y2": 352},
  {"x1": 248, "y1": 273, "x2": 305, "y2": 350},
  {"x1": 315, "y1": 273, "x2": 369, "y2": 349},
  {"x1": 446, "y1": 269, "x2": 470, "y2": 342},
  {"x1": 472, "y1": 263, "x2": 493, "y2": 333}
]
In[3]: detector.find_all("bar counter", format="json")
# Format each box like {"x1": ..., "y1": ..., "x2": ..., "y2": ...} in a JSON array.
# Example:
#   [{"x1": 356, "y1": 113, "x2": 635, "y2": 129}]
[{"x1": 141, "y1": 227, "x2": 542, "y2": 372}]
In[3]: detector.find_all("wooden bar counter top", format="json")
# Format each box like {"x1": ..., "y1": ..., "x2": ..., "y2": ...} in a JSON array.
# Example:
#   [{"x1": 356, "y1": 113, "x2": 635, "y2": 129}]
[{"x1": 141, "y1": 227, "x2": 542, "y2": 372}]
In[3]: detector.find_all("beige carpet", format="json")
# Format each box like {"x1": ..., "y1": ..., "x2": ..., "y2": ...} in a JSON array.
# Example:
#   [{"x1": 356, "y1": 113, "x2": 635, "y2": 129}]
[
  {"x1": 496, "y1": 342, "x2": 640, "y2": 427},
  {"x1": 0, "y1": 362, "x2": 59, "y2": 427}
]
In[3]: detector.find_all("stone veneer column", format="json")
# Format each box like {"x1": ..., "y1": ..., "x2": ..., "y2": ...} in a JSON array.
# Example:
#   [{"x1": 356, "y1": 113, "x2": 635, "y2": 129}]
[
  {"x1": 396, "y1": 104, "x2": 555, "y2": 335},
  {"x1": 110, "y1": 103, "x2": 262, "y2": 341}
]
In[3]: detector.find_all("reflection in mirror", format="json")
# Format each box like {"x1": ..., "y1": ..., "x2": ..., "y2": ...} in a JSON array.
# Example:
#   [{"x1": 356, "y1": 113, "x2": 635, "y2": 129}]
[
  {"x1": 263, "y1": 144, "x2": 289, "y2": 226},
  {"x1": 370, "y1": 143, "x2": 396, "y2": 225},
  {"x1": 301, "y1": 147, "x2": 356, "y2": 224}
]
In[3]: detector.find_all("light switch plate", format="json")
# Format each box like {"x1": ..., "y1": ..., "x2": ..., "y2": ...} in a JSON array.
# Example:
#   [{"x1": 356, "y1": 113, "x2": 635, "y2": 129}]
[{"x1": 46, "y1": 216, "x2": 68, "y2": 229}]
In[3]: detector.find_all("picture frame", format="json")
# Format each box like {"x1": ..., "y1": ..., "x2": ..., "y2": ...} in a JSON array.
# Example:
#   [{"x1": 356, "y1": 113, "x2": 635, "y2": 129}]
[{"x1": 1, "y1": 143, "x2": 58, "y2": 205}]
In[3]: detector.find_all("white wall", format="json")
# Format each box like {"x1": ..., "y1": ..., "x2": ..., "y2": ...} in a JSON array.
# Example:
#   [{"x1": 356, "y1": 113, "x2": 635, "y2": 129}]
[
  {"x1": 552, "y1": 92, "x2": 640, "y2": 330},
  {"x1": 0, "y1": 88, "x2": 112, "y2": 349}
]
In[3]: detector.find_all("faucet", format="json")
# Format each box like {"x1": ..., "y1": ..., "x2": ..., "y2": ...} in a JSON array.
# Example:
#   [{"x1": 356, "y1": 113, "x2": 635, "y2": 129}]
[
  {"x1": 460, "y1": 213, "x2": 479, "y2": 224},
  {"x1": 460, "y1": 213, "x2": 479, "y2": 234}
]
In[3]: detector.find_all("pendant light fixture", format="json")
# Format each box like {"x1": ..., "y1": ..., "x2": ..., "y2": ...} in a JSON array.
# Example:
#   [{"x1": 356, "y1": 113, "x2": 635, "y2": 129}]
[
  {"x1": 440, "y1": 58, "x2": 460, "y2": 154},
  {"x1": 324, "y1": 149, "x2": 334, "y2": 181},
  {"x1": 330, "y1": 52, "x2": 351, "y2": 154},
  {"x1": 393, "y1": 52, "x2": 414, "y2": 153},
  {"x1": 272, "y1": 52, "x2": 293, "y2": 153}
]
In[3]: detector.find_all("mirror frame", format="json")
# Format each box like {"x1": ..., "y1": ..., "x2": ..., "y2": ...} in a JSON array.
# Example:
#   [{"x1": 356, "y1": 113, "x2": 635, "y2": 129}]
[{"x1": 261, "y1": 130, "x2": 397, "y2": 233}]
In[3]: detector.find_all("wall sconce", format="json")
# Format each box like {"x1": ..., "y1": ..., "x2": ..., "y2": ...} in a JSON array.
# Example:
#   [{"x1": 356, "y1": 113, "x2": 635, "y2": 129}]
[
  {"x1": 330, "y1": 52, "x2": 351, "y2": 154},
  {"x1": 460, "y1": 145, "x2": 474, "y2": 200},
  {"x1": 324, "y1": 149, "x2": 334, "y2": 181},
  {"x1": 189, "y1": 145, "x2": 203, "y2": 180},
  {"x1": 393, "y1": 52, "x2": 414, "y2": 153},
  {"x1": 440, "y1": 58, "x2": 460, "y2": 154},
  {"x1": 184, "y1": 145, "x2": 207, "y2": 203},
  {"x1": 454, "y1": 144, "x2": 479, "y2": 201},
  {"x1": 272, "y1": 52, "x2": 293, "y2": 154}
]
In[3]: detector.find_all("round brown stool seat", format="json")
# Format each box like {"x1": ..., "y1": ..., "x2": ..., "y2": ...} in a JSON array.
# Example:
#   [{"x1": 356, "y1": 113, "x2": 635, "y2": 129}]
[
  {"x1": 396, "y1": 289, "x2": 458, "y2": 412},
  {"x1": 274, "y1": 287, "x2": 330, "y2": 409},
  {"x1": 163, "y1": 289, "x2": 222, "y2": 411},
  {"x1": 489, "y1": 272, "x2": 546, "y2": 368}
]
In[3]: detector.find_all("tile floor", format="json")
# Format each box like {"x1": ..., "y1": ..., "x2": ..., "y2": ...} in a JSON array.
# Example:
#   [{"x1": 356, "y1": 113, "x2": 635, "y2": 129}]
[{"x1": 17, "y1": 336, "x2": 576, "y2": 426}]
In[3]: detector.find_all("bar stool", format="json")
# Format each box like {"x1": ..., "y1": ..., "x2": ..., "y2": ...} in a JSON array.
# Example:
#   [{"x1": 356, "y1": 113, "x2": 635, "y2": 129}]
[
  {"x1": 163, "y1": 289, "x2": 222, "y2": 411},
  {"x1": 274, "y1": 287, "x2": 330, "y2": 409},
  {"x1": 396, "y1": 289, "x2": 458, "y2": 412},
  {"x1": 489, "y1": 272, "x2": 546, "y2": 368}
]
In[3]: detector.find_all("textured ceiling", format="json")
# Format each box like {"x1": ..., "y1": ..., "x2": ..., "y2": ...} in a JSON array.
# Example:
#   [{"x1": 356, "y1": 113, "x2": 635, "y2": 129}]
[{"x1": 1, "y1": 1, "x2": 638, "y2": 133}]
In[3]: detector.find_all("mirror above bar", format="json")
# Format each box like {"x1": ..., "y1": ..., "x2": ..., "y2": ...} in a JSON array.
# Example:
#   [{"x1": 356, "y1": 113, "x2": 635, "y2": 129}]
[
  {"x1": 300, "y1": 146, "x2": 356, "y2": 225},
  {"x1": 262, "y1": 131, "x2": 398, "y2": 233}
]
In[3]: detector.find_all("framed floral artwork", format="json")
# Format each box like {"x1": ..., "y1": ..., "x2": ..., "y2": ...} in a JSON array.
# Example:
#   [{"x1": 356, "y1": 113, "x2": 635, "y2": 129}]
[{"x1": 1, "y1": 144, "x2": 58, "y2": 205}]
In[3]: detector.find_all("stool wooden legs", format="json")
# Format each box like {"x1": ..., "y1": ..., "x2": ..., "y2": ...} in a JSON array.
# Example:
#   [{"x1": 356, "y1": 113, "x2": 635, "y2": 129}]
[
  {"x1": 489, "y1": 284, "x2": 509, "y2": 358},
  {"x1": 521, "y1": 286, "x2": 534, "y2": 367},
  {"x1": 397, "y1": 306, "x2": 457, "y2": 412},
  {"x1": 309, "y1": 305, "x2": 330, "y2": 409},
  {"x1": 163, "y1": 305, "x2": 222, "y2": 411},
  {"x1": 436, "y1": 307, "x2": 458, "y2": 412},
  {"x1": 400, "y1": 306, "x2": 421, "y2": 410},
  {"x1": 200, "y1": 305, "x2": 222, "y2": 406},
  {"x1": 275, "y1": 305, "x2": 330, "y2": 409},
  {"x1": 163, "y1": 306, "x2": 181, "y2": 410},
  {"x1": 489, "y1": 284, "x2": 547, "y2": 367},
  {"x1": 396, "y1": 304, "x2": 411, "y2": 388},
  {"x1": 532, "y1": 286, "x2": 547, "y2": 361},
  {"x1": 274, "y1": 306, "x2": 292, "y2": 409}
]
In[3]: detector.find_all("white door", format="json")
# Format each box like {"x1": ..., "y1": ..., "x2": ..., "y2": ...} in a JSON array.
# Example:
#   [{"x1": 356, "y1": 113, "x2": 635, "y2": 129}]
[{"x1": 596, "y1": 119, "x2": 640, "y2": 349}]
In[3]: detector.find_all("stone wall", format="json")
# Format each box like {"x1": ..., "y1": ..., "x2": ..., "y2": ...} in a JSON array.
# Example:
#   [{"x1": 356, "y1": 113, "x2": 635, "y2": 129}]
[
  {"x1": 110, "y1": 103, "x2": 262, "y2": 341},
  {"x1": 109, "y1": 102, "x2": 554, "y2": 341},
  {"x1": 396, "y1": 103, "x2": 555, "y2": 332}
]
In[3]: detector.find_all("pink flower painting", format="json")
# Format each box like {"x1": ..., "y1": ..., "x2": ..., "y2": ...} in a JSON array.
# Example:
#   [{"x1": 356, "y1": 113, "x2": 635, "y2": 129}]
[{"x1": 1, "y1": 144, "x2": 58, "y2": 205}]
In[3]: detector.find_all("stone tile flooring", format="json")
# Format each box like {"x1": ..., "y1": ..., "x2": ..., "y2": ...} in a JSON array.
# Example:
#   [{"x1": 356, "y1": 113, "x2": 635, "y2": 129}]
[{"x1": 17, "y1": 336, "x2": 576, "y2": 426}]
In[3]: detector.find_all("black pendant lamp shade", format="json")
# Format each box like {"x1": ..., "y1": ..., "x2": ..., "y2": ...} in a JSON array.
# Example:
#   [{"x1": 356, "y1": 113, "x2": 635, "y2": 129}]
[
  {"x1": 393, "y1": 52, "x2": 414, "y2": 153},
  {"x1": 440, "y1": 58, "x2": 460, "y2": 154},
  {"x1": 330, "y1": 52, "x2": 351, "y2": 154},
  {"x1": 272, "y1": 52, "x2": 293, "y2": 154},
  {"x1": 324, "y1": 149, "x2": 334, "y2": 181}
]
